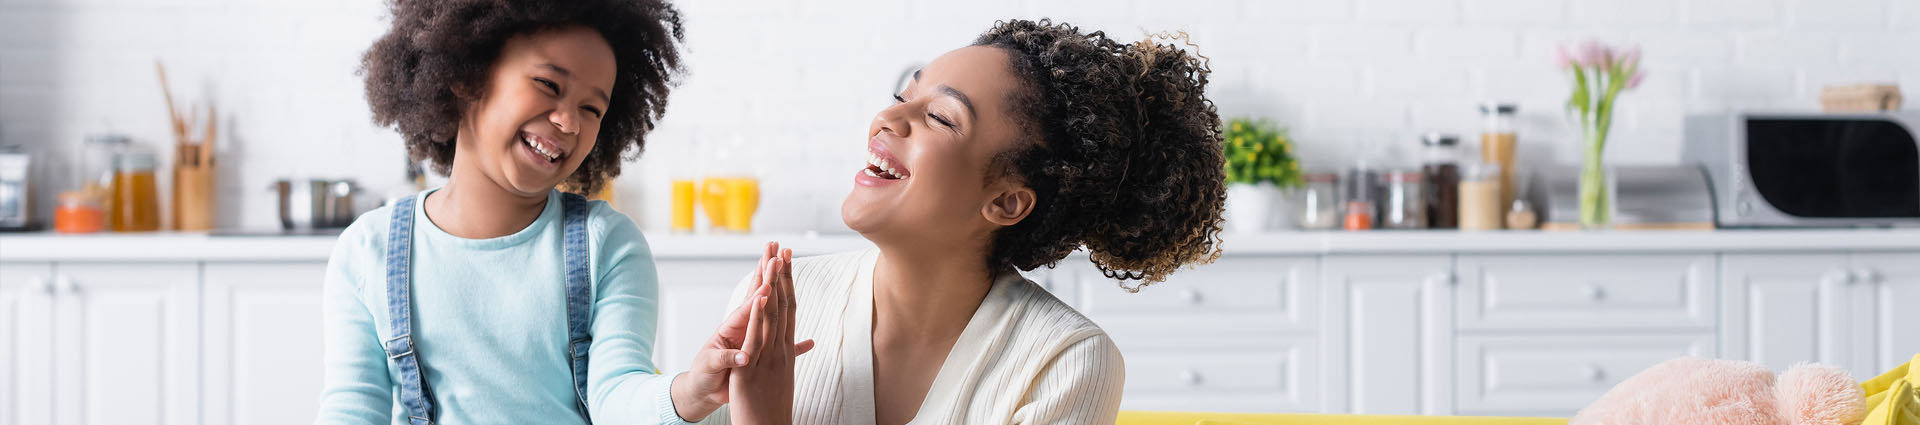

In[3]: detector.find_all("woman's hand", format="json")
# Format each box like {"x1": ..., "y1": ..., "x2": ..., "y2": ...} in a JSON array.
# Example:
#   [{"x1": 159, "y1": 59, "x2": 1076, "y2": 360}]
[
  {"x1": 670, "y1": 242, "x2": 813, "y2": 422},
  {"x1": 728, "y1": 244, "x2": 800, "y2": 424}
]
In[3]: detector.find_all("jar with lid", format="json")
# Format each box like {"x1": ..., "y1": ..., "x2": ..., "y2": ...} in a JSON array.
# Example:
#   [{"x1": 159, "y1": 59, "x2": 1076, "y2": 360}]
[
  {"x1": 1296, "y1": 172, "x2": 1340, "y2": 230},
  {"x1": 1458, "y1": 162, "x2": 1504, "y2": 231},
  {"x1": 1421, "y1": 133, "x2": 1461, "y2": 229},
  {"x1": 1383, "y1": 170, "x2": 1427, "y2": 229},
  {"x1": 1479, "y1": 102, "x2": 1519, "y2": 209},
  {"x1": 109, "y1": 147, "x2": 160, "y2": 232},
  {"x1": 80, "y1": 134, "x2": 129, "y2": 197}
]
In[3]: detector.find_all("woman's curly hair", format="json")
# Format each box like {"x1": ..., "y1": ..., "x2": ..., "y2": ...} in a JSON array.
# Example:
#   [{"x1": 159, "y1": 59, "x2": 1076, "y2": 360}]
[
  {"x1": 361, "y1": 0, "x2": 684, "y2": 195},
  {"x1": 974, "y1": 19, "x2": 1227, "y2": 291}
]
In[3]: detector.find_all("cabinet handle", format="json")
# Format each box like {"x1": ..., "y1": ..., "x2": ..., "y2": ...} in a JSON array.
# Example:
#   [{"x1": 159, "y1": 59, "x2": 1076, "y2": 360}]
[
  {"x1": 1852, "y1": 268, "x2": 1879, "y2": 285},
  {"x1": 1581, "y1": 284, "x2": 1605, "y2": 301},
  {"x1": 1180, "y1": 369, "x2": 1204, "y2": 387},
  {"x1": 53, "y1": 275, "x2": 77, "y2": 294},
  {"x1": 1586, "y1": 366, "x2": 1605, "y2": 381},
  {"x1": 1178, "y1": 288, "x2": 1203, "y2": 305},
  {"x1": 31, "y1": 276, "x2": 53, "y2": 295},
  {"x1": 1820, "y1": 270, "x2": 1853, "y2": 286}
]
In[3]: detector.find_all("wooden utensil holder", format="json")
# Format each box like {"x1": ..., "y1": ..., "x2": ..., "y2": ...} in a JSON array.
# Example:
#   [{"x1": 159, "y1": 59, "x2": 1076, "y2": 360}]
[{"x1": 174, "y1": 165, "x2": 215, "y2": 231}]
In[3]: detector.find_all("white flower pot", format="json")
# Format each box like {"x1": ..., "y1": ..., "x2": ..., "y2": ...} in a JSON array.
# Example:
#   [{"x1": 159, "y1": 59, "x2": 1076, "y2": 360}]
[{"x1": 1226, "y1": 183, "x2": 1279, "y2": 233}]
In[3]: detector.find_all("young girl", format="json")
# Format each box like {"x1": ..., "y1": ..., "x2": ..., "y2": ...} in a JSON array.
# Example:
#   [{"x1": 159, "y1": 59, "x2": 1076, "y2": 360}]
[
  {"x1": 708, "y1": 19, "x2": 1229, "y2": 424},
  {"x1": 317, "y1": 0, "x2": 794, "y2": 423}
]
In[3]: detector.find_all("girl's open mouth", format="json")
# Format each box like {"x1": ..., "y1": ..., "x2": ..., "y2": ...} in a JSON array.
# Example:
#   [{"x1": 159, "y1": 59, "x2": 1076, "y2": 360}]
[{"x1": 520, "y1": 131, "x2": 568, "y2": 164}]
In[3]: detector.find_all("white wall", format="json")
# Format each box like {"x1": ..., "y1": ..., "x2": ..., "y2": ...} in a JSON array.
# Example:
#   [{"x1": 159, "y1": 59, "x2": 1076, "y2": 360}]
[{"x1": 2, "y1": 0, "x2": 1916, "y2": 233}]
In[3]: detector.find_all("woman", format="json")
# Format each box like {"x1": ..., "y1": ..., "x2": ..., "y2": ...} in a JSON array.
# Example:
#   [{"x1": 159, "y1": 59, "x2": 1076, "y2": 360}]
[{"x1": 706, "y1": 18, "x2": 1227, "y2": 424}]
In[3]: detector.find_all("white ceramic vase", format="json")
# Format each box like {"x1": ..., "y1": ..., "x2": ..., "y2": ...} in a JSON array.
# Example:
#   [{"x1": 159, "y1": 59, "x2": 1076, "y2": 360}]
[{"x1": 1226, "y1": 182, "x2": 1278, "y2": 233}]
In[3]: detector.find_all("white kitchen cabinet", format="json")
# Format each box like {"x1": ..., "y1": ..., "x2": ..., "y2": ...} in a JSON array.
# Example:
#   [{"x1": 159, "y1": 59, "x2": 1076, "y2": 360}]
[
  {"x1": 1720, "y1": 253, "x2": 1913, "y2": 378},
  {"x1": 50, "y1": 262, "x2": 200, "y2": 425},
  {"x1": 1852, "y1": 252, "x2": 1920, "y2": 373},
  {"x1": 1, "y1": 262, "x2": 55, "y2": 425},
  {"x1": 1078, "y1": 256, "x2": 1321, "y2": 413},
  {"x1": 200, "y1": 262, "x2": 327, "y2": 425},
  {"x1": 1323, "y1": 255, "x2": 1453, "y2": 415},
  {"x1": 1455, "y1": 334, "x2": 1714, "y2": 416},
  {"x1": 1457, "y1": 254, "x2": 1716, "y2": 331},
  {"x1": 652, "y1": 259, "x2": 757, "y2": 374}
]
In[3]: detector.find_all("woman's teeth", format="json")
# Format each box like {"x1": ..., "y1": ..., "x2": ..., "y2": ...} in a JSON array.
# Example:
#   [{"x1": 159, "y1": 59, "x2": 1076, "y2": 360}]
[
  {"x1": 866, "y1": 153, "x2": 905, "y2": 179},
  {"x1": 523, "y1": 135, "x2": 561, "y2": 162}
]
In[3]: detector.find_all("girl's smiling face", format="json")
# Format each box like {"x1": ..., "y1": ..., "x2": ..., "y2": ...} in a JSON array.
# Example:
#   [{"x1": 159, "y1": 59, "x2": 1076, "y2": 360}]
[{"x1": 457, "y1": 25, "x2": 617, "y2": 197}]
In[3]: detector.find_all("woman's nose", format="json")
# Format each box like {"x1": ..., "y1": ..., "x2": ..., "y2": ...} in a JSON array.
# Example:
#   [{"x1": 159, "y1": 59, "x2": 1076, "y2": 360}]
[{"x1": 870, "y1": 103, "x2": 911, "y2": 138}]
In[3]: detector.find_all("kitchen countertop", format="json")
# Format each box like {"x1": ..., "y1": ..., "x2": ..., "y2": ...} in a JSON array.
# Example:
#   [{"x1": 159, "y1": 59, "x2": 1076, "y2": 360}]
[{"x1": 3, "y1": 228, "x2": 1918, "y2": 261}]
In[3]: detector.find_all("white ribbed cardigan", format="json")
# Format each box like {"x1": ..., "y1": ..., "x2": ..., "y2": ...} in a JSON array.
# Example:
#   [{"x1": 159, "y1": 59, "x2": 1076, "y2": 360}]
[{"x1": 702, "y1": 248, "x2": 1125, "y2": 425}]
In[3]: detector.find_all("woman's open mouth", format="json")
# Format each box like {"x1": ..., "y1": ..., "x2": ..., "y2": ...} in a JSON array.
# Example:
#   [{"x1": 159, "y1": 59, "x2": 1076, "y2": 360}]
[
  {"x1": 863, "y1": 153, "x2": 908, "y2": 180},
  {"x1": 862, "y1": 138, "x2": 909, "y2": 180}
]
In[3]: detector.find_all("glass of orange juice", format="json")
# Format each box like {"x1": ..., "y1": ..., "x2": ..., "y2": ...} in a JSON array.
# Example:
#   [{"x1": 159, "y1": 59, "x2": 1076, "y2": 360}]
[
  {"x1": 698, "y1": 176, "x2": 760, "y2": 233},
  {"x1": 720, "y1": 177, "x2": 759, "y2": 232},
  {"x1": 669, "y1": 179, "x2": 696, "y2": 233}
]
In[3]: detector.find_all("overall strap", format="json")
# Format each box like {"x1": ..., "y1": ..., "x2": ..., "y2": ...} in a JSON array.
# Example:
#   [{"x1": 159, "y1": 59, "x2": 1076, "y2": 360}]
[
  {"x1": 382, "y1": 195, "x2": 438, "y2": 425},
  {"x1": 560, "y1": 192, "x2": 595, "y2": 423}
]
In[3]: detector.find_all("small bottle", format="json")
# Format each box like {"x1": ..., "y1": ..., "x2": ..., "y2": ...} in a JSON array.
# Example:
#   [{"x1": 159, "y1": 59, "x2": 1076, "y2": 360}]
[
  {"x1": 1421, "y1": 133, "x2": 1461, "y2": 229},
  {"x1": 1479, "y1": 102, "x2": 1519, "y2": 209},
  {"x1": 54, "y1": 190, "x2": 104, "y2": 233},
  {"x1": 1297, "y1": 172, "x2": 1341, "y2": 230},
  {"x1": 1343, "y1": 200, "x2": 1375, "y2": 231},
  {"x1": 1383, "y1": 170, "x2": 1427, "y2": 230},
  {"x1": 1458, "y1": 162, "x2": 1503, "y2": 231}
]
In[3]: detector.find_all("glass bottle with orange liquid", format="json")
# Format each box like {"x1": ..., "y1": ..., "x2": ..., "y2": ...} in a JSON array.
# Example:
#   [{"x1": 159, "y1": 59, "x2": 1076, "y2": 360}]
[{"x1": 109, "y1": 148, "x2": 161, "y2": 232}]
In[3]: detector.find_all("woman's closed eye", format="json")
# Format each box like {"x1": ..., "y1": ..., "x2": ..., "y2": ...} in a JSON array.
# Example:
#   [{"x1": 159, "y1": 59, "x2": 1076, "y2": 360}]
[{"x1": 892, "y1": 93, "x2": 957, "y2": 130}]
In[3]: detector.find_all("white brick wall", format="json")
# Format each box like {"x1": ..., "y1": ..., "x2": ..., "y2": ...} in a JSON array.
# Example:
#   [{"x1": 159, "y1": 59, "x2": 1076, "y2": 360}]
[{"x1": 1, "y1": 0, "x2": 1915, "y2": 233}]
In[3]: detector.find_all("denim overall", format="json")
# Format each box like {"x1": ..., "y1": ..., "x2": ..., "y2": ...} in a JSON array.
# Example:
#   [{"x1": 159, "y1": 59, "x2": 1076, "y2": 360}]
[{"x1": 381, "y1": 192, "x2": 597, "y2": 425}]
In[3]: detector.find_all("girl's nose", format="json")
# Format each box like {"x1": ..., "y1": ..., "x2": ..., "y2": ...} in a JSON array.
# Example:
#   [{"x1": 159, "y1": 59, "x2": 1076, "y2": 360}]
[{"x1": 550, "y1": 109, "x2": 578, "y2": 135}]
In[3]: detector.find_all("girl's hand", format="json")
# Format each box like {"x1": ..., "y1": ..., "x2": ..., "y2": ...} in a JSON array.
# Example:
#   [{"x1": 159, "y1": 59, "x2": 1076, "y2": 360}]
[
  {"x1": 728, "y1": 246, "x2": 800, "y2": 424},
  {"x1": 670, "y1": 242, "x2": 813, "y2": 422}
]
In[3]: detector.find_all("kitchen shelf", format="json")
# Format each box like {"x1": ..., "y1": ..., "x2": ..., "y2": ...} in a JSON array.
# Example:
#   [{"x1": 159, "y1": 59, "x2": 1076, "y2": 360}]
[{"x1": 4, "y1": 228, "x2": 1918, "y2": 261}]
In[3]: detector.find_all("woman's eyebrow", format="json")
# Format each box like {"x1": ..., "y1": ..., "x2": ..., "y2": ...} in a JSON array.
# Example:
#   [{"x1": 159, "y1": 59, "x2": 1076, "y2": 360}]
[
  {"x1": 936, "y1": 85, "x2": 976, "y2": 120},
  {"x1": 909, "y1": 70, "x2": 975, "y2": 120}
]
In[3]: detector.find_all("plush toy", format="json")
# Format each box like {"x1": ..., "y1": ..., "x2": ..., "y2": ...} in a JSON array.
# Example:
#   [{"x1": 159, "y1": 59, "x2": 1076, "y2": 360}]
[{"x1": 1571, "y1": 356, "x2": 1867, "y2": 425}]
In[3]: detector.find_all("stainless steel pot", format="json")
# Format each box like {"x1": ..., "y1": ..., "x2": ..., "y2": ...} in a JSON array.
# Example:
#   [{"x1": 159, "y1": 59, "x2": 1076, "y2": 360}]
[{"x1": 273, "y1": 179, "x2": 361, "y2": 229}]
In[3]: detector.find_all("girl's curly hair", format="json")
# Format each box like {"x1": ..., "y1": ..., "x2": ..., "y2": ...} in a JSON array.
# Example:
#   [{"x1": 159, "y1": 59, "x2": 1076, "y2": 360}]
[
  {"x1": 361, "y1": 0, "x2": 684, "y2": 195},
  {"x1": 974, "y1": 19, "x2": 1227, "y2": 291}
]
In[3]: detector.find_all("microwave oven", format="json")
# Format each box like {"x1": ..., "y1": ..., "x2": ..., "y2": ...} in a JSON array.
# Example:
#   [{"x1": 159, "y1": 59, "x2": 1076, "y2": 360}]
[{"x1": 1682, "y1": 112, "x2": 1920, "y2": 228}]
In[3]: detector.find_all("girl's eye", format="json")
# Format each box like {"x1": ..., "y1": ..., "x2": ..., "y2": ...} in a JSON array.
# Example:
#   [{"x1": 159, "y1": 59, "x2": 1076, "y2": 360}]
[
  {"x1": 582, "y1": 106, "x2": 603, "y2": 118},
  {"x1": 892, "y1": 94, "x2": 906, "y2": 104},
  {"x1": 535, "y1": 78, "x2": 560, "y2": 93}
]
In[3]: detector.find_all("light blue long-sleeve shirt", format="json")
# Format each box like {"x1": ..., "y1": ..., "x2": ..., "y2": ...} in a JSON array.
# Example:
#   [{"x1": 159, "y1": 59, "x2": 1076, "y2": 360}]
[{"x1": 316, "y1": 189, "x2": 692, "y2": 425}]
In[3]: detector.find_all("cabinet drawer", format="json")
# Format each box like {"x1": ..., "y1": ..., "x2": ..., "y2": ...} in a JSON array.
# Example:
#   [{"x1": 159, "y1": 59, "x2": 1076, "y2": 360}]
[
  {"x1": 1457, "y1": 334, "x2": 1715, "y2": 416},
  {"x1": 1079, "y1": 256, "x2": 1316, "y2": 334},
  {"x1": 1120, "y1": 340, "x2": 1318, "y2": 412},
  {"x1": 1458, "y1": 254, "x2": 1715, "y2": 330}
]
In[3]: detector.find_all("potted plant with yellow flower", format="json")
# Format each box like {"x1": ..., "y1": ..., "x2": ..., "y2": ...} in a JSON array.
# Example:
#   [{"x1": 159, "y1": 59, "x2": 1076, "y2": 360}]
[{"x1": 1223, "y1": 118, "x2": 1305, "y2": 232}]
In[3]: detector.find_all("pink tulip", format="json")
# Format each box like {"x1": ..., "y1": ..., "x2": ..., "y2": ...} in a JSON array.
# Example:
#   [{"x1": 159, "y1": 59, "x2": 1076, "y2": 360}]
[
  {"x1": 1579, "y1": 41, "x2": 1608, "y2": 68},
  {"x1": 1625, "y1": 70, "x2": 1645, "y2": 89},
  {"x1": 1555, "y1": 45, "x2": 1575, "y2": 70},
  {"x1": 1618, "y1": 46, "x2": 1642, "y2": 68}
]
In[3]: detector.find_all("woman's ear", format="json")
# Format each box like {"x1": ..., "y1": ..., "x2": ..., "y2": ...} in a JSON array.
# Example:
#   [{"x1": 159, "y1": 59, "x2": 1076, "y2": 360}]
[{"x1": 981, "y1": 182, "x2": 1036, "y2": 227}]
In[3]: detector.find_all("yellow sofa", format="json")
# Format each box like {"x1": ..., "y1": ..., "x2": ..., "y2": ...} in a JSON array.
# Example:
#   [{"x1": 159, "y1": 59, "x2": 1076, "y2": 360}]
[{"x1": 1118, "y1": 411, "x2": 1567, "y2": 425}]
